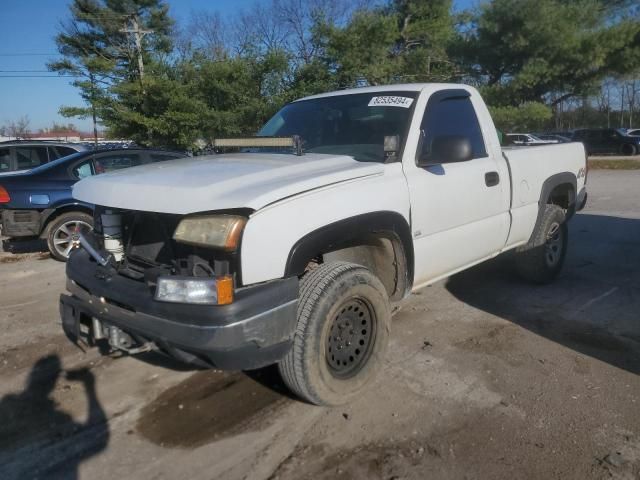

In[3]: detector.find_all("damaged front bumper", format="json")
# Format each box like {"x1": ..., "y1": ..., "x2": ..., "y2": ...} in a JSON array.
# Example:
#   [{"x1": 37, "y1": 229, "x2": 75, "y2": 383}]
[{"x1": 60, "y1": 248, "x2": 299, "y2": 370}]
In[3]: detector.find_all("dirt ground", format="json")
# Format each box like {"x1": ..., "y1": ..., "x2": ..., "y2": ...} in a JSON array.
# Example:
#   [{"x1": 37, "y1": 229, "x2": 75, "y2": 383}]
[{"x1": 0, "y1": 170, "x2": 639, "y2": 480}]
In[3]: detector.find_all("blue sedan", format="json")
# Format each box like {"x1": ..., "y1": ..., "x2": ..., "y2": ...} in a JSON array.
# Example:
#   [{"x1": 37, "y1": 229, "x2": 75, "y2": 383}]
[{"x1": 0, "y1": 148, "x2": 186, "y2": 260}]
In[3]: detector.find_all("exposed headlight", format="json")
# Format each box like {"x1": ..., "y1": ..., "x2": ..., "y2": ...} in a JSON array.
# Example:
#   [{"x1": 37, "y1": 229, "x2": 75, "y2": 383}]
[
  {"x1": 155, "y1": 275, "x2": 234, "y2": 305},
  {"x1": 173, "y1": 215, "x2": 246, "y2": 250}
]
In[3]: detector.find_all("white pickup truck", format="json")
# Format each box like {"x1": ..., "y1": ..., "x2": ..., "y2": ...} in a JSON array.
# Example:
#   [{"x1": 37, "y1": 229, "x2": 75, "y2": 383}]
[{"x1": 60, "y1": 84, "x2": 587, "y2": 405}]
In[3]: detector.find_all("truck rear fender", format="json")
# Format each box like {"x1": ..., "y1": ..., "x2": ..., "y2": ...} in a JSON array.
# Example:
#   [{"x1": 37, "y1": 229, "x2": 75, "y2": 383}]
[
  {"x1": 284, "y1": 211, "x2": 414, "y2": 301},
  {"x1": 528, "y1": 172, "x2": 577, "y2": 246}
]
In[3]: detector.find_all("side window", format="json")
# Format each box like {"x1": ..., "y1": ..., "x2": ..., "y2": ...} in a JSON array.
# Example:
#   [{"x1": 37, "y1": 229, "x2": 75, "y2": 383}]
[
  {"x1": 47, "y1": 147, "x2": 60, "y2": 161},
  {"x1": 94, "y1": 154, "x2": 142, "y2": 174},
  {"x1": 50, "y1": 146, "x2": 77, "y2": 159},
  {"x1": 149, "y1": 153, "x2": 182, "y2": 163},
  {"x1": 73, "y1": 161, "x2": 94, "y2": 179},
  {"x1": 420, "y1": 95, "x2": 487, "y2": 160},
  {"x1": 16, "y1": 147, "x2": 48, "y2": 169},
  {"x1": 0, "y1": 148, "x2": 11, "y2": 172}
]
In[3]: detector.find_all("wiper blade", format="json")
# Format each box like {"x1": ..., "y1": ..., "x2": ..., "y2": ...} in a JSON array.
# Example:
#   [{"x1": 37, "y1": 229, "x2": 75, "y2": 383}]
[{"x1": 213, "y1": 136, "x2": 303, "y2": 156}]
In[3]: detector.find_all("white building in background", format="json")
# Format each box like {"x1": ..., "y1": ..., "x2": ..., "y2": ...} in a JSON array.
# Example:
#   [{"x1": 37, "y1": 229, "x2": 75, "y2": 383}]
[{"x1": 28, "y1": 130, "x2": 83, "y2": 142}]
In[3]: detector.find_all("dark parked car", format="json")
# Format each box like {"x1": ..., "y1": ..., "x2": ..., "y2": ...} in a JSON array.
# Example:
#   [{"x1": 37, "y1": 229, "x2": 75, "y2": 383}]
[
  {"x1": 0, "y1": 140, "x2": 88, "y2": 174},
  {"x1": 572, "y1": 128, "x2": 640, "y2": 156},
  {"x1": 535, "y1": 133, "x2": 572, "y2": 143},
  {"x1": 0, "y1": 148, "x2": 187, "y2": 260}
]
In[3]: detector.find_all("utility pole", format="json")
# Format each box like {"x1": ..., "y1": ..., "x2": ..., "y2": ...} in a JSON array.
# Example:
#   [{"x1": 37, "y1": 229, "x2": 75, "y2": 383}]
[
  {"x1": 121, "y1": 15, "x2": 152, "y2": 89},
  {"x1": 89, "y1": 72, "x2": 98, "y2": 147}
]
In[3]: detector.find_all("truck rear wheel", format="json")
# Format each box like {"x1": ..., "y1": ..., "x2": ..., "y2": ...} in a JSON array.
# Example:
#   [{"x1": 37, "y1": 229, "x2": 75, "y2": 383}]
[
  {"x1": 515, "y1": 204, "x2": 567, "y2": 284},
  {"x1": 278, "y1": 262, "x2": 391, "y2": 406}
]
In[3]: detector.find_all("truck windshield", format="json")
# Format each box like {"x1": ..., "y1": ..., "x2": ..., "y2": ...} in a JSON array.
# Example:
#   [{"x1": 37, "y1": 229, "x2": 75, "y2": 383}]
[{"x1": 259, "y1": 92, "x2": 418, "y2": 163}]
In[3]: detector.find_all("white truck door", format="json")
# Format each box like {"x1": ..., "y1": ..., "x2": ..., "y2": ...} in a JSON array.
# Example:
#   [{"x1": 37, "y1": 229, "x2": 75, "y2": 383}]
[{"x1": 404, "y1": 89, "x2": 510, "y2": 287}]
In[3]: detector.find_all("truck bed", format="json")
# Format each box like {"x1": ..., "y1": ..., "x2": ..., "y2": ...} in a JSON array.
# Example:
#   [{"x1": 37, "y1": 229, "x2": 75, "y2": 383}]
[{"x1": 502, "y1": 142, "x2": 587, "y2": 247}]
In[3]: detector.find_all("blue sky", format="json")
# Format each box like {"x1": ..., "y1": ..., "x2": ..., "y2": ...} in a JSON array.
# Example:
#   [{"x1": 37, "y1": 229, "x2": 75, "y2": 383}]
[{"x1": 0, "y1": 0, "x2": 476, "y2": 132}]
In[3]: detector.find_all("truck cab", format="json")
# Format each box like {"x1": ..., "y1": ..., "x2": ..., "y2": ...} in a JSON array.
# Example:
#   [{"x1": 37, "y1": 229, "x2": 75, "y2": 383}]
[{"x1": 60, "y1": 84, "x2": 587, "y2": 405}]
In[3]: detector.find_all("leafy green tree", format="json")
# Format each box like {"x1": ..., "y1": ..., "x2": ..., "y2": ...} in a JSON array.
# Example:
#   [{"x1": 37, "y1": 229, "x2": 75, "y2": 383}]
[
  {"x1": 489, "y1": 102, "x2": 553, "y2": 132},
  {"x1": 393, "y1": 0, "x2": 457, "y2": 81},
  {"x1": 50, "y1": 0, "x2": 173, "y2": 143},
  {"x1": 319, "y1": 0, "x2": 456, "y2": 87},
  {"x1": 457, "y1": 0, "x2": 640, "y2": 107}
]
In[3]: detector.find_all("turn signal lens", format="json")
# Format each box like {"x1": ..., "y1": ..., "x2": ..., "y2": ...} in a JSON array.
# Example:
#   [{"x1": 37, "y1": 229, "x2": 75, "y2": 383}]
[
  {"x1": 216, "y1": 275, "x2": 234, "y2": 305},
  {"x1": 0, "y1": 186, "x2": 10, "y2": 203}
]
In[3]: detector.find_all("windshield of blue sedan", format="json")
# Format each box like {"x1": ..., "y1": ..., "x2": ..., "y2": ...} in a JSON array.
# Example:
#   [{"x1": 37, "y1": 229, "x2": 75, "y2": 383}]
[{"x1": 258, "y1": 92, "x2": 418, "y2": 163}]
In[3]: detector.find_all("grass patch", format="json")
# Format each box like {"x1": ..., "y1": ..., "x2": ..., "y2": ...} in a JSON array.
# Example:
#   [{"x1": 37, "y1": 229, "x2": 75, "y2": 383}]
[{"x1": 588, "y1": 159, "x2": 640, "y2": 170}]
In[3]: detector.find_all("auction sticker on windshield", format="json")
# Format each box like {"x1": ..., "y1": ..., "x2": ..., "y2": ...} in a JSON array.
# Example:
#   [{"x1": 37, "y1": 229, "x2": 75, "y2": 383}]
[{"x1": 368, "y1": 96, "x2": 414, "y2": 108}]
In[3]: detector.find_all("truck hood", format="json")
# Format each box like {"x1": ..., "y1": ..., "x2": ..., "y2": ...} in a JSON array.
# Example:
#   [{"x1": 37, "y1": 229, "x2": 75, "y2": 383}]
[{"x1": 73, "y1": 153, "x2": 383, "y2": 214}]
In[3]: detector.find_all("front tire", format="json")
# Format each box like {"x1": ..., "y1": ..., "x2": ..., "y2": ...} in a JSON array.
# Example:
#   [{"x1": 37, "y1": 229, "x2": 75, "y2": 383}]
[
  {"x1": 278, "y1": 262, "x2": 391, "y2": 406},
  {"x1": 515, "y1": 204, "x2": 567, "y2": 284},
  {"x1": 45, "y1": 212, "x2": 93, "y2": 262}
]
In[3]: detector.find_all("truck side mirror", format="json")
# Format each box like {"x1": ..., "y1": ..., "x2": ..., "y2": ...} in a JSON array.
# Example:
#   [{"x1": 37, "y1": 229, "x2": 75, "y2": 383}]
[{"x1": 418, "y1": 135, "x2": 473, "y2": 166}]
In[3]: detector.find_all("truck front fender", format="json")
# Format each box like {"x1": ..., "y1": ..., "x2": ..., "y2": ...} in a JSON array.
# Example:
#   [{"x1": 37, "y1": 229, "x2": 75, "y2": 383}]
[{"x1": 285, "y1": 211, "x2": 414, "y2": 290}]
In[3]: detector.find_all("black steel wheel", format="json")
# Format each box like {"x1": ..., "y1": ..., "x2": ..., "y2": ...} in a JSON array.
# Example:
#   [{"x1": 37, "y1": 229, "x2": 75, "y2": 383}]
[
  {"x1": 544, "y1": 221, "x2": 564, "y2": 268},
  {"x1": 278, "y1": 262, "x2": 391, "y2": 406},
  {"x1": 326, "y1": 298, "x2": 376, "y2": 378},
  {"x1": 515, "y1": 204, "x2": 568, "y2": 284}
]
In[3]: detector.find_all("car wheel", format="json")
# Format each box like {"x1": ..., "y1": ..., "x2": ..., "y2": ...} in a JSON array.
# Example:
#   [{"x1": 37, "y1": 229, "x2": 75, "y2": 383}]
[
  {"x1": 45, "y1": 212, "x2": 93, "y2": 262},
  {"x1": 278, "y1": 261, "x2": 391, "y2": 406},
  {"x1": 621, "y1": 144, "x2": 636, "y2": 156},
  {"x1": 515, "y1": 205, "x2": 567, "y2": 284}
]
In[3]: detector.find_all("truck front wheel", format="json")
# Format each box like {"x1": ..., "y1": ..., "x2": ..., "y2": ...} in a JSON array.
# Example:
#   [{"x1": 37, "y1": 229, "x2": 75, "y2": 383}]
[
  {"x1": 279, "y1": 262, "x2": 391, "y2": 406},
  {"x1": 515, "y1": 204, "x2": 568, "y2": 284}
]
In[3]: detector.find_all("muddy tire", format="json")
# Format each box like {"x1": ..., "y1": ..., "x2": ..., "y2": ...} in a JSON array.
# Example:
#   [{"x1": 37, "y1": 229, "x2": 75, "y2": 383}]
[
  {"x1": 45, "y1": 212, "x2": 93, "y2": 262},
  {"x1": 278, "y1": 262, "x2": 391, "y2": 406},
  {"x1": 515, "y1": 205, "x2": 567, "y2": 284}
]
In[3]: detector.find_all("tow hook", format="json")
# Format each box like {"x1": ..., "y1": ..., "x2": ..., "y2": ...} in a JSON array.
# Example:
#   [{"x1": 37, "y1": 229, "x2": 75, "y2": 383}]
[
  {"x1": 77, "y1": 233, "x2": 111, "y2": 267},
  {"x1": 96, "y1": 321, "x2": 153, "y2": 355}
]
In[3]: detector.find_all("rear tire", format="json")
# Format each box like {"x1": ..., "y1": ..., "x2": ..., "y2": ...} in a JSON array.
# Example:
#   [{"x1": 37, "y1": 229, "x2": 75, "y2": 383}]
[
  {"x1": 621, "y1": 144, "x2": 636, "y2": 156},
  {"x1": 45, "y1": 212, "x2": 93, "y2": 262},
  {"x1": 278, "y1": 262, "x2": 391, "y2": 406},
  {"x1": 515, "y1": 205, "x2": 567, "y2": 284}
]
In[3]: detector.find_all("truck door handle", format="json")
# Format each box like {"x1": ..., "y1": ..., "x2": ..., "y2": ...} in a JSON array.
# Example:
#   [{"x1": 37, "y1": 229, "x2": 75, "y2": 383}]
[{"x1": 485, "y1": 171, "x2": 500, "y2": 187}]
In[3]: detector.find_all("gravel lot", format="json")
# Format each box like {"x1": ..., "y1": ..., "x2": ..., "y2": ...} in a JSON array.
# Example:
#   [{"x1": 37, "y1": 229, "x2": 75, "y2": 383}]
[{"x1": 0, "y1": 170, "x2": 639, "y2": 480}]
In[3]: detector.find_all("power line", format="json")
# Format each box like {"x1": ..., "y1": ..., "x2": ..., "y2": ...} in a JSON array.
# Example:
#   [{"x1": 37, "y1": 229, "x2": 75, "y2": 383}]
[
  {"x1": 0, "y1": 75, "x2": 79, "y2": 78},
  {"x1": 0, "y1": 53, "x2": 60, "y2": 56}
]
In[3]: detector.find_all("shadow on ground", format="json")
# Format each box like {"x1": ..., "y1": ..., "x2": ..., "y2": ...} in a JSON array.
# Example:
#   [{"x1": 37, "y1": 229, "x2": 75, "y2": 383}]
[
  {"x1": 2, "y1": 237, "x2": 48, "y2": 255},
  {"x1": 447, "y1": 213, "x2": 640, "y2": 375},
  {"x1": 0, "y1": 355, "x2": 109, "y2": 479}
]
